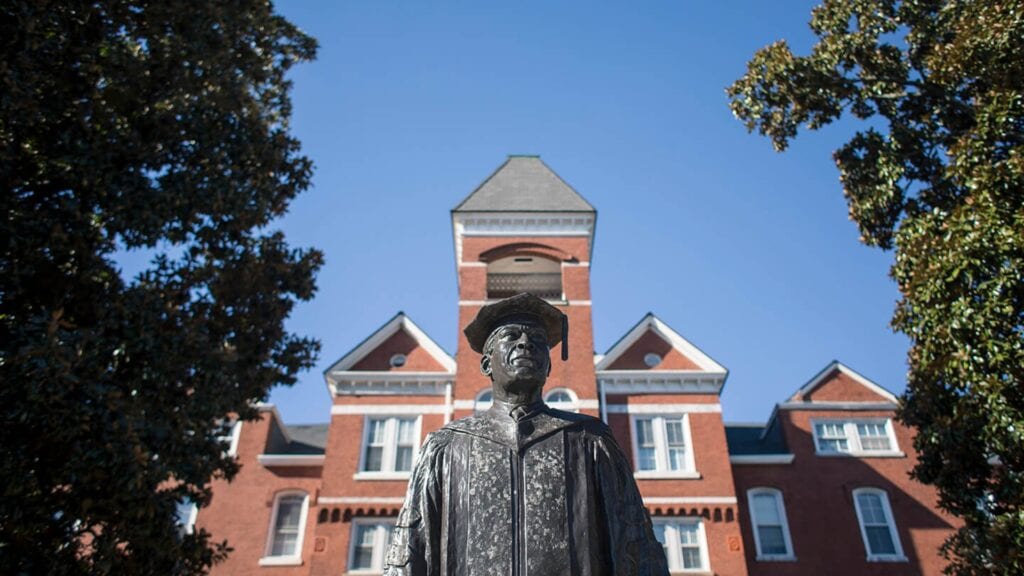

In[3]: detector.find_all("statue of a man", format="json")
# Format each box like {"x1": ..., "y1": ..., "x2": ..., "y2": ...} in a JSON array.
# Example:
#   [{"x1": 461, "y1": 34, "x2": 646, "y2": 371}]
[{"x1": 383, "y1": 293, "x2": 668, "y2": 576}]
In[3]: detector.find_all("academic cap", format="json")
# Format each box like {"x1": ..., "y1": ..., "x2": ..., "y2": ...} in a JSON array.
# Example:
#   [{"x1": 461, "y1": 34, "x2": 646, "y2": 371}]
[{"x1": 463, "y1": 293, "x2": 569, "y2": 361}]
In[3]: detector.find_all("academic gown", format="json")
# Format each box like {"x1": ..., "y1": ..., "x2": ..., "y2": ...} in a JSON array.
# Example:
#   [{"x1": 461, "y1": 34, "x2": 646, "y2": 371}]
[{"x1": 383, "y1": 400, "x2": 669, "y2": 576}]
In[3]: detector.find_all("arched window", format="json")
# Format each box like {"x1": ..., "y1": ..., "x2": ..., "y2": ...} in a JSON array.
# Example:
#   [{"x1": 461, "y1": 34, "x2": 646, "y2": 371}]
[
  {"x1": 746, "y1": 488, "x2": 795, "y2": 560},
  {"x1": 260, "y1": 491, "x2": 309, "y2": 566},
  {"x1": 852, "y1": 488, "x2": 906, "y2": 561},
  {"x1": 544, "y1": 388, "x2": 576, "y2": 410},
  {"x1": 474, "y1": 389, "x2": 493, "y2": 413},
  {"x1": 486, "y1": 255, "x2": 562, "y2": 300}
]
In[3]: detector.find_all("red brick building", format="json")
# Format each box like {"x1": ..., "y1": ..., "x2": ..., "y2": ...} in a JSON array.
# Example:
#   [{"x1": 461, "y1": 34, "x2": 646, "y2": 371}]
[{"x1": 195, "y1": 157, "x2": 956, "y2": 575}]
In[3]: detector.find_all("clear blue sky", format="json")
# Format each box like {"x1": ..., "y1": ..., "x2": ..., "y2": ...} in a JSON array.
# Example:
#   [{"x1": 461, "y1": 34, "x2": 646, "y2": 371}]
[{"x1": 263, "y1": 1, "x2": 907, "y2": 425}]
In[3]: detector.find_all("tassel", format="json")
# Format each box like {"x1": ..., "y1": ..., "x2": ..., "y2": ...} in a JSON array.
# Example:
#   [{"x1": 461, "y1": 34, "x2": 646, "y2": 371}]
[{"x1": 561, "y1": 314, "x2": 569, "y2": 361}]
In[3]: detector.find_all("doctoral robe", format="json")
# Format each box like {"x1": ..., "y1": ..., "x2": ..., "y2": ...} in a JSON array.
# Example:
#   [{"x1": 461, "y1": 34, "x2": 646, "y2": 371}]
[{"x1": 383, "y1": 401, "x2": 668, "y2": 576}]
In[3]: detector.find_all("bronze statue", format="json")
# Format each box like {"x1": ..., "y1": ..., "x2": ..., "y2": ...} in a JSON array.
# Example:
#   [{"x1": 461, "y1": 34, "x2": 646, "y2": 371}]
[{"x1": 383, "y1": 293, "x2": 668, "y2": 576}]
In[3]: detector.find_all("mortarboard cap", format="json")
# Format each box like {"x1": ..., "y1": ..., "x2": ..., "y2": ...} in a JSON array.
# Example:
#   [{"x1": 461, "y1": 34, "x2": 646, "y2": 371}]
[{"x1": 464, "y1": 293, "x2": 569, "y2": 361}]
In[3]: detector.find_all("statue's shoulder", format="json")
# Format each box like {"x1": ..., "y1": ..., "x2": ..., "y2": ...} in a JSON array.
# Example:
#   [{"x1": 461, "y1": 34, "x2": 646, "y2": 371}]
[{"x1": 545, "y1": 407, "x2": 613, "y2": 436}]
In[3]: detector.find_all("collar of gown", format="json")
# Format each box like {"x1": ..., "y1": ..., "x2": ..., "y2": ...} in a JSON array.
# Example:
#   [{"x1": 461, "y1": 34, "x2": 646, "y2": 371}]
[{"x1": 445, "y1": 398, "x2": 591, "y2": 449}]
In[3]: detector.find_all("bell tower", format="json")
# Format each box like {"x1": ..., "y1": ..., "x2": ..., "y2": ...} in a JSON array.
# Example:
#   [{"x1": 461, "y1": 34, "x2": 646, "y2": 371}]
[{"x1": 450, "y1": 155, "x2": 598, "y2": 417}]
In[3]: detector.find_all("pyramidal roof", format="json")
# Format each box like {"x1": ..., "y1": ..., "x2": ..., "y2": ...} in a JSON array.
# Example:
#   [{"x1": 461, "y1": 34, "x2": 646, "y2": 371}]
[{"x1": 453, "y1": 155, "x2": 595, "y2": 213}]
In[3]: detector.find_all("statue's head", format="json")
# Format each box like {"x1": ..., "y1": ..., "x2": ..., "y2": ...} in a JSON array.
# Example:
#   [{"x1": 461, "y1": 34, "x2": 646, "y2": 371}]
[{"x1": 463, "y1": 293, "x2": 567, "y2": 404}]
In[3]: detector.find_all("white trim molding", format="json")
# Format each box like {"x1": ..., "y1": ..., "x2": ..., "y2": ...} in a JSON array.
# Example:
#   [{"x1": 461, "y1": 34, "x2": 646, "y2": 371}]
[
  {"x1": 598, "y1": 372, "x2": 726, "y2": 395},
  {"x1": 452, "y1": 211, "x2": 596, "y2": 265},
  {"x1": 606, "y1": 403, "x2": 721, "y2": 414},
  {"x1": 317, "y1": 496, "x2": 405, "y2": 505},
  {"x1": 730, "y1": 454, "x2": 795, "y2": 465},
  {"x1": 328, "y1": 372, "x2": 455, "y2": 397},
  {"x1": 257, "y1": 455, "x2": 325, "y2": 467},
  {"x1": 331, "y1": 404, "x2": 448, "y2": 415},
  {"x1": 644, "y1": 496, "x2": 737, "y2": 505}
]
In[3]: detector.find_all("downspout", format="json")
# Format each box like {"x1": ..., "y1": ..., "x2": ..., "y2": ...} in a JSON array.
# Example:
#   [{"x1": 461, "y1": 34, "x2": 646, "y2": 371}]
[{"x1": 444, "y1": 381, "x2": 453, "y2": 424}]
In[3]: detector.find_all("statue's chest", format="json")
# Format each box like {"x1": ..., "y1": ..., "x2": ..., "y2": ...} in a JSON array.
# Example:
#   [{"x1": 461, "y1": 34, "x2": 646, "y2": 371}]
[{"x1": 451, "y1": 432, "x2": 576, "y2": 576}]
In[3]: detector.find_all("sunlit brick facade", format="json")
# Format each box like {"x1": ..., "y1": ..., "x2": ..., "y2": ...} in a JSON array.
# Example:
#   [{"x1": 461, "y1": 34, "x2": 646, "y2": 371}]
[{"x1": 199, "y1": 157, "x2": 956, "y2": 575}]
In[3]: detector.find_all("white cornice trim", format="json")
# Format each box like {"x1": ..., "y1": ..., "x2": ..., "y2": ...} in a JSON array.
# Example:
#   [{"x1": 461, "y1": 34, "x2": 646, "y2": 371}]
[
  {"x1": 331, "y1": 404, "x2": 449, "y2": 415},
  {"x1": 790, "y1": 361, "x2": 898, "y2": 403},
  {"x1": 643, "y1": 496, "x2": 738, "y2": 505},
  {"x1": 605, "y1": 403, "x2": 722, "y2": 414},
  {"x1": 778, "y1": 401, "x2": 898, "y2": 411},
  {"x1": 328, "y1": 372, "x2": 454, "y2": 397},
  {"x1": 452, "y1": 211, "x2": 596, "y2": 265},
  {"x1": 257, "y1": 454, "x2": 325, "y2": 467},
  {"x1": 317, "y1": 496, "x2": 405, "y2": 505},
  {"x1": 729, "y1": 454, "x2": 796, "y2": 465},
  {"x1": 597, "y1": 371, "x2": 725, "y2": 395},
  {"x1": 451, "y1": 399, "x2": 600, "y2": 410},
  {"x1": 596, "y1": 314, "x2": 728, "y2": 374}
]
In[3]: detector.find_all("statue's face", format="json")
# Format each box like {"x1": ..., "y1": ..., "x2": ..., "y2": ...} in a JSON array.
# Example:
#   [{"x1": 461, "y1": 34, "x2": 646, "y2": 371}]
[{"x1": 480, "y1": 318, "x2": 551, "y2": 398}]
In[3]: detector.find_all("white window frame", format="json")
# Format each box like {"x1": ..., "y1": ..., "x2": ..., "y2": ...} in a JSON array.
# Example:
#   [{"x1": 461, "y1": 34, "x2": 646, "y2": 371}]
[
  {"x1": 355, "y1": 415, "x2": 421, "y2": 480},
  {"x1": 474, "y1": 389, "x2": 493, "y2": 413},
  {"x1": 746, "y1": 488, "x2": 796, "y2": 561},
  {"x1": 630, "y1": 414, "x2": 699, "y2": 479},
  {"x1": 348, "y1": 520, "x2": 396, "y2": 573},
  {"x1": 544, "y1": 387, "x2": 578, "y2": 411},
  {"x1": 810, "y1": 418, "x2": 903, "y2": 457},
  {"x1": 259, "y1": 490, "x2": 309, "y2": 566},
  {"x1": 652, "y1": 518, "x2": 710, "y2": 573},
  {"x1": 174, "y1": 498, "x2": 198, "y2": 536},
  {"x1": 852, "y1": 488, "x2": 907, "y2": 562}
]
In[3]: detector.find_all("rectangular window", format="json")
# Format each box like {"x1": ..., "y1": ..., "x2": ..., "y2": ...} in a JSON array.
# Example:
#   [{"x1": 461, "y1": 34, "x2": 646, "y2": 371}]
[
  {"x1": 652, "y1": 519, "x2": 708, "y2": 572},
  {"x1": 269, "y1": 495, "x2": 304, "y2": 556},
  {"x1": 632, "y1": 415, "x2": 695, "y2": 476},
  {"x1": 361, "y1": 417, "x2": 418, "y2": 474},
  {"x1": 853, "y1": 489, "x2": 906, "y2": 561},
  {"x1": 260, "y1": 492, "x2": 309, "y2": 565},
  {"x1": 747, "y1": 489, "x2": 795, "y2": 560},
  {"x1": 349, "y1": 522, "x2": 395, "y2": 572},
  {"x1": 811, "y1": 419, "x2": 899, "y2": 456}
]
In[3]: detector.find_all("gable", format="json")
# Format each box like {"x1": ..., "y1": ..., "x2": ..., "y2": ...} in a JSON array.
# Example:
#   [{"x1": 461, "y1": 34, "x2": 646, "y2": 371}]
[
  {"x1": 788, "y1": 361, "x2": 897, "y2": 404},
  {"x1": 350, "y1": 329, "x2": 448, "y2": 372},
  {"x1": 595, "y1": 313, "x2": 727, "y2": 374},
  {"x1": 605, "y1": 330, "x2": 702, "y2": 370}
]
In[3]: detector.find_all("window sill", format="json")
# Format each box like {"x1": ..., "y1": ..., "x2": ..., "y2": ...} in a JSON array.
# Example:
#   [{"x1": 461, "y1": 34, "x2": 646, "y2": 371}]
[
  {"x1": 815, "y1": 451, "x2": 906, "y2": 458},
  {"x1": 353, "y1": 471, "x2": 412, "y2": 481},
  {"x1": 634, "y1": 471, "x2": 701, "y2": 480},
  {"x1": 867, "y1": 555, "x2": 909, "y2": 562},
  {"x1": 259, "y1": 556, "x2": 303, "y2": 567},
  {"x1": 756, "y1": 555, "x2": 797, "y2": 562}
]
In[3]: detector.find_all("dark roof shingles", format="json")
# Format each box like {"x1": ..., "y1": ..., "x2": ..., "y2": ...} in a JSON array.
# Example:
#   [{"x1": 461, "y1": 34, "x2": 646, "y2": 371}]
[{"x1": 453, "y1": 156, "x2": 595, "y2": 213}]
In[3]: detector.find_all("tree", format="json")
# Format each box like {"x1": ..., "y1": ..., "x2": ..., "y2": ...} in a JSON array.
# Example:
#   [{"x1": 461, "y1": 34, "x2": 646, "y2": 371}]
[
  {"x1": 0, "y1": 1, "x2": 320, "y2": 574},
  {"x1": 728, "y1": 0, "x2": 1023, "y2": 573}
]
